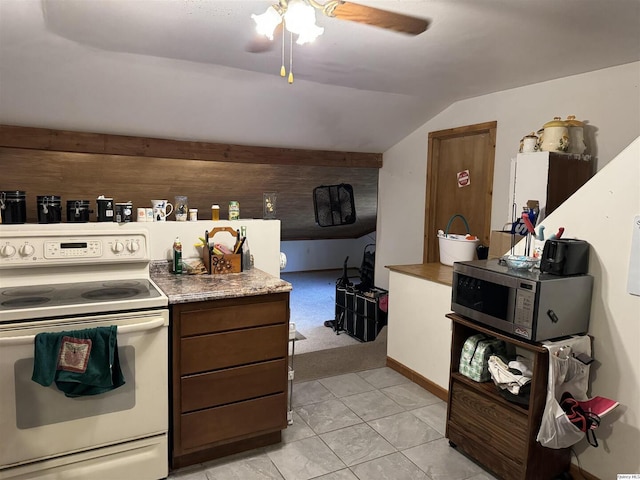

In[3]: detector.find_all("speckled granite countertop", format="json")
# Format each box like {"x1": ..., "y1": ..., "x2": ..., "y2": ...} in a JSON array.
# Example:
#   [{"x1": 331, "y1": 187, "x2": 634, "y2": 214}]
[{"x1": 150, "y1": 261, "x2": 292, "y2": 304}]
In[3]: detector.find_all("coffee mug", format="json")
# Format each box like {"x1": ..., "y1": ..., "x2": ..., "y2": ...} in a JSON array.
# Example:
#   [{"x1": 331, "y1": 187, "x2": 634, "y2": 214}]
[{"x1": 151, "y1": 199, "x2": 173, "y2": 222}]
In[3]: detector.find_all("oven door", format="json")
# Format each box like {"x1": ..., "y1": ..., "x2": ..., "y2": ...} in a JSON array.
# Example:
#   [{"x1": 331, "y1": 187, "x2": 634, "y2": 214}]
[{"x1": 0, "y1": 310, "x2": 168, "y2": 476}]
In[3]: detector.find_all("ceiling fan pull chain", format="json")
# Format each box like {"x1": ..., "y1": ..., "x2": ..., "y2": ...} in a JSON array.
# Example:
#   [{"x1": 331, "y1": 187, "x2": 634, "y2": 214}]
[
  {"x1": 280, "y1": 25, "x2": 286, "y2": 77},
  {"x1": 288, "y1": 31, "x2": 294, "y2": 84}
]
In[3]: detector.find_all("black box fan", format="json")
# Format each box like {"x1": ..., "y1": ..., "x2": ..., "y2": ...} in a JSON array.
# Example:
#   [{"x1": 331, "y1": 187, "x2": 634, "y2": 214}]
[{"x1": 313, "y1": 184, "x2": 356, "y2": 227}]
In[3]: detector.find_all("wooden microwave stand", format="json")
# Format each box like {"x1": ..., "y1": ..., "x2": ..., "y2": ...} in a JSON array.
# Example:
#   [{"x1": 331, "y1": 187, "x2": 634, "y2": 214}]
[
  {"x1": 170, "y1": 293, "x2": 290, "y2": 469},
  {"x1": 445, "y1": 313, "x2": 570, "y2": 480}
]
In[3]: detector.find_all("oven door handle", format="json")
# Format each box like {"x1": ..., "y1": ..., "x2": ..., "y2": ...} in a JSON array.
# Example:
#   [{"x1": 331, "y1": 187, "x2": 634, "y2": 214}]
[{"x1": 0, "y1": 316, "x2": 167, "y2": 346}]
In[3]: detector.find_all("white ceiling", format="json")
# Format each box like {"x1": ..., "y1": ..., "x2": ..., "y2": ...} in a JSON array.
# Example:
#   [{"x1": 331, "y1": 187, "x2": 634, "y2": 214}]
[{"x1": 0, "y1": 0, "x2": 638, "y2": 153}]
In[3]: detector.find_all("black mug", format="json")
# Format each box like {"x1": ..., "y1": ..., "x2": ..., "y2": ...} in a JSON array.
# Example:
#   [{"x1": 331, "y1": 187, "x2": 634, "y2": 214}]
[
  {"x1": 476, "y1": 244, "x2": 489, "y2": 260},
  {"x1": 115, "y1": 202, "x2": 133, "y2": 223}
]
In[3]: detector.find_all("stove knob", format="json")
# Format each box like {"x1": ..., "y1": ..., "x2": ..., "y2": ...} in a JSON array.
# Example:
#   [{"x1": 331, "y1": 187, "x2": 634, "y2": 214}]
[
  {"x1": 127, "y1": 240, "x2": 140, "y2": 253},
  {"x1": 19, "y1": 244, "x2": 35, "y2": 257},
  {"x1": 0, "y1": 244, "x2": 16, "y2": 257},
  {"x1": 112, "y1": 241, "x2": 125, "y2": 254}
]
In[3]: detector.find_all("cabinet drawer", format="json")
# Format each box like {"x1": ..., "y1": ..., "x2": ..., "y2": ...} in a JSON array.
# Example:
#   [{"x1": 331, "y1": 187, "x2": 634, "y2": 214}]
[
  {"x1": 180, "y1": 393, "x2": 287, "y2": 450},
  {"x1": 449, "y1": 380, "x2": 527, "y2": 462},
  {"x1": 179, "y1": 295, "x2": 288, "y2": 337},
  {"x1": 181, "y1": 324, "x2": 287, "y2": 374},
  {"x1": 448, "y1": 423, "x2": 523, "y2": 480},
  {"x1": 181, "y1": 358, "x2": 287, "y2": 413}
]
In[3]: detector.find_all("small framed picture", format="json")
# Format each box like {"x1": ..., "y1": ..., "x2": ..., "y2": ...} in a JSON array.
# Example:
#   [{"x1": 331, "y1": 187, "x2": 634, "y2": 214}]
[{"x1": 263, "y1": 192, "x2": 277, "y2": 219}]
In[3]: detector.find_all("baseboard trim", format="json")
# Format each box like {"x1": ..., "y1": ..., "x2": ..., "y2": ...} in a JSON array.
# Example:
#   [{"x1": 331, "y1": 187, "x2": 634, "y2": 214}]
[
  {"x1": 386, "y1": 356, "x2": 448, "y2": 401},
  {"x1": 569, "y1": 463, "x2": 599, "y2": 480}
]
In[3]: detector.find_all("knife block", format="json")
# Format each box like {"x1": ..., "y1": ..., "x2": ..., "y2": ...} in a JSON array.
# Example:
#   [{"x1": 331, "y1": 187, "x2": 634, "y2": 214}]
[{"x1": 203, "y1": 227, "x2": 242, "y2": 274}]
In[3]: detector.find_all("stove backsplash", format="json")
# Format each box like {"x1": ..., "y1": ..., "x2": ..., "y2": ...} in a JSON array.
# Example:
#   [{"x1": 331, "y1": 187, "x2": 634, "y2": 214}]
[{"x1": 0, "y1": 220, "x2": 282, "y2": 278}]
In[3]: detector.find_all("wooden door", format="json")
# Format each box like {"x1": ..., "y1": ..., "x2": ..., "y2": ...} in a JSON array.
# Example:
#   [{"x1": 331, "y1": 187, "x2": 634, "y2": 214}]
[{"x1": 424, "y1": 122, "x2": 497, "y2": 263}]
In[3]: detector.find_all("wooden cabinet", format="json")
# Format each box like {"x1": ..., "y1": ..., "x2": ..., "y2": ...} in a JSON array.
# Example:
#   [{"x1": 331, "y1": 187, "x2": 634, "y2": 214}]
[
  {"x1": 445, "y1": 313, "x2": 570, "y2": 480},
  {"x1": 510, "y1": 152, "x2": 593, "y2": 223},
  {"x1": 170, "y1": 292, "x2": 290, "y2": 469}
]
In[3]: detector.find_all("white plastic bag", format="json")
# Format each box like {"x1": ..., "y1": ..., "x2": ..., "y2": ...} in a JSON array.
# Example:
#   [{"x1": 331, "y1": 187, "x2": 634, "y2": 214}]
[{"x1": 536, "y1": 335, "x2": 591, "y2": 449}]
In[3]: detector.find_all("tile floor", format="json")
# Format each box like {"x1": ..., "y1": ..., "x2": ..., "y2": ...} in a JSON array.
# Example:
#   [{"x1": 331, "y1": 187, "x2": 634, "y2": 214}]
[{"x1": 168, "y1": 367, "x2": 497, "y2": 480}]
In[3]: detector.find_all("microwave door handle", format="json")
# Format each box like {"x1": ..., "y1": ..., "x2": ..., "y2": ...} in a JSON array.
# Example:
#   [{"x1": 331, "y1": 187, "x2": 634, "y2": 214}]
[{"x1": 0, "y1": 316, "x2": 166, "y2": 347}]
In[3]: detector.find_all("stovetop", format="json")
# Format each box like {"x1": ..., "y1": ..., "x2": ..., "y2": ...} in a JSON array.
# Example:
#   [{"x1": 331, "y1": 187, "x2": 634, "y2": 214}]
[{"x1": 0, "y1": 278, "x2": 167, "y2": 322}]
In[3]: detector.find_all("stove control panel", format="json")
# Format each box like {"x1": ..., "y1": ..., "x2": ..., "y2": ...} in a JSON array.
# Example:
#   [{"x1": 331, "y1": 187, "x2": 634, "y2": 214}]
[{"x1": 0, "y1": 231, "x2": 149, "y2": 267}]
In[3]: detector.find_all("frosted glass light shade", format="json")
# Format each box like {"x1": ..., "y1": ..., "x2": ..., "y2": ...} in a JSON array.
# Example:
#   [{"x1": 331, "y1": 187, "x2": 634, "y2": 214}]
[
  {"x1": 251, "y1": 6, "x2": 282, "y2": 40},
  {"x1": 283, "y1": 0, "x2": 323, "y2": 43}
]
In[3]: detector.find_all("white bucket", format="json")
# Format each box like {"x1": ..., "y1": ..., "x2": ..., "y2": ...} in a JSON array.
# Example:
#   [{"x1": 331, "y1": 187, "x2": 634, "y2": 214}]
[
  {"x1": 438, "y1": 234, "x2": 479, "y2": 266},
  {"x1": 438, "y1": 214, "x2": 479, "y2": 266}
]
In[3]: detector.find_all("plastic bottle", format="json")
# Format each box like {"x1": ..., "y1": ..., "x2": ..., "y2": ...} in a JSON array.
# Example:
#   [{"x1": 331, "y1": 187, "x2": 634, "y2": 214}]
[
  {"x1": 211, "y1": 204, "x2": 220, "y2": 221},
  {"x1": 240, "y1": 226, "x2": 252, "y2": 270},
  {"x1": 173, "y1": 237, "x2": 182, "y2": 274}
]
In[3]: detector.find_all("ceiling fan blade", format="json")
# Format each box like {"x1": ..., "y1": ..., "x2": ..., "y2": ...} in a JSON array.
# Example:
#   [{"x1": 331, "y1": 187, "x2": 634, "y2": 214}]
[
  {"x1": 330, "y1": 1, "x2": 430, "y2": 35},
  {"x1": 246, "y1": 34, "x2": 275, "y2": 53}
]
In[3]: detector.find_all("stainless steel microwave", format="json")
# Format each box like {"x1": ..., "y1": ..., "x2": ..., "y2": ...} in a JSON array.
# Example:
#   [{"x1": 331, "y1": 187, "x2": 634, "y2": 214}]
[{"x1": 451, "y1": 259, "x2": 593, "y2": 342}]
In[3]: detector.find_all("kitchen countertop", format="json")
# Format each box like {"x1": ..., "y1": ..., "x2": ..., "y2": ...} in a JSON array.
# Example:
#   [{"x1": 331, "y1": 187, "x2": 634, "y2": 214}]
[
  {"x1": 150, "y1": 261, "x2": 292, "y2": 304},
  {"x1": 385, "y1": 263, "x2": 454, "y2": 287}
]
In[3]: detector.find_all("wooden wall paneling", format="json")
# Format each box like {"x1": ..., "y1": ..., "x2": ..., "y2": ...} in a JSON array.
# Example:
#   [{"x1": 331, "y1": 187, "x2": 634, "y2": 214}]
[
  {"x1": 0, "y1": 125, "x2": 382, "y2": 168},
  {"x1": 0, "y1": 145, "x2": 379, "y2": 240}
]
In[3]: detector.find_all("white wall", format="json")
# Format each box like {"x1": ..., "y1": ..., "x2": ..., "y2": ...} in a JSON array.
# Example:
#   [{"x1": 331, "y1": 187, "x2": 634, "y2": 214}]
[
  {"x1": 280, "y1": 233, "x2": 376, "y2": 273},
  {"x1": 525, "y1": 139, "x2": 639, "y2": 477},
  {"x1": 376, "y1": 62, "x2": 640, "y2": 290},
  {"x1": 378, "y1": 59, "x2": 640, "y2": 476}
]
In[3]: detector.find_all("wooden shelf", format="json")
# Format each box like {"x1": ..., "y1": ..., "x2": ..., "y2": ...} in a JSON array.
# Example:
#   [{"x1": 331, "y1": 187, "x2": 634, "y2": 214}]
[{"x1": 445, "y1": 313, "x2": 570, "y2": 480}]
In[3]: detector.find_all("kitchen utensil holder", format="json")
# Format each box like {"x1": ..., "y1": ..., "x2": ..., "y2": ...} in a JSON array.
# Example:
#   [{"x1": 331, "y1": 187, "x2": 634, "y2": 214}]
[{"x1": 203, "y1": 226, "x2": 242, "y2": 274}]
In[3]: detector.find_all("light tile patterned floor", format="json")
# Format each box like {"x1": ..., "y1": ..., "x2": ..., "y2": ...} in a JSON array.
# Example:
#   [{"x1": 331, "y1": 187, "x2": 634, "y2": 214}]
[{"x1": 168, "y1": 367, "x2": 498, "y2": 480}]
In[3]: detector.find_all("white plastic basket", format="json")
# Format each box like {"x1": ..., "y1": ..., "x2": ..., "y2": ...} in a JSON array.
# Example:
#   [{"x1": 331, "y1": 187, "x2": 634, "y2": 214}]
[{"x1": 438, "y1": 214, "x2": 479, "y2": 266}]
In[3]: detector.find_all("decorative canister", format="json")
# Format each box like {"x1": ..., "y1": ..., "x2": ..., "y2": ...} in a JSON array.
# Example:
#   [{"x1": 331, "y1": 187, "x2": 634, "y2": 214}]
[
  {"x1": 115, "y1": 202, "x2": 133, "y2": 223},
  {"x1": 228, "y1": 201, "x2": 240, "y2": 220},
  {"x1": 519, "y1": 132, "x2": 539, "y2": 153},
  {"x1": 0, "y1": 191, "x2": 27, "y2": 224},
  {"x1": 565, "y1": 115, "x2": 586, "y2": 154},
  {"x1": 66, "y1": 200, "x2": 92, "y2": 223},
  {"x1": 37, "y1": 195, "x2": 62, "y2": 224},
  {"x1": 96, "y1": 196, "x2": 114, "y2": 222},
  {"x1": 539, "y1": 117, "x2": 570, "y2": 152}
]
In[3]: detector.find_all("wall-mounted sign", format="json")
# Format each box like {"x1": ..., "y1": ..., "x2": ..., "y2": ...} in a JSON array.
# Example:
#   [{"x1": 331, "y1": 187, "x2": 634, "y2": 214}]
[{"x1": 457, "y1": 170, "x2": 470, "y2": 188}]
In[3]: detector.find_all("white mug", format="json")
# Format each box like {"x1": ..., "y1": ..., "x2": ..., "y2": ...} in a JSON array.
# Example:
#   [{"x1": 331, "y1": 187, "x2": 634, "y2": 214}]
[{"x1": 151, "y1": 200, "x2": 173, "y2": 222}]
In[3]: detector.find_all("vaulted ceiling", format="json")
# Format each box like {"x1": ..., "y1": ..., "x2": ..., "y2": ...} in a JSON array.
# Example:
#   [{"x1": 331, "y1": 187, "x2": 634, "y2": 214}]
[{"x1": 1, "y1": 0, "x2": 639, "y2": 153}]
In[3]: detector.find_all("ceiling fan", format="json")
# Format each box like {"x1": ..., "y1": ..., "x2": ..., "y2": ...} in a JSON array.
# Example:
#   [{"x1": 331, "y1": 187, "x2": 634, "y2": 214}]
[
  {"x1": 248, "y1": 0, "x2": 430, "y2": 53},
  {"x1": 292, "y1": 0, "x2": 430, "y2": 36}
]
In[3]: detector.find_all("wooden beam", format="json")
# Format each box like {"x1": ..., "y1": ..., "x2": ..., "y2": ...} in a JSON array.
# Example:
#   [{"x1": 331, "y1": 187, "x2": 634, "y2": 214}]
[{"x1": 0, "y1": 125, "x2": 382, "y2": 169}]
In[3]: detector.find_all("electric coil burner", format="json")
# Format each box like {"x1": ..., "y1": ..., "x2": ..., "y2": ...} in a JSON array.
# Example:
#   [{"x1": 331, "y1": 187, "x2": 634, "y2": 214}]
[{"x1": 0, "y1": 226, "x2": 169, "y2": 480}]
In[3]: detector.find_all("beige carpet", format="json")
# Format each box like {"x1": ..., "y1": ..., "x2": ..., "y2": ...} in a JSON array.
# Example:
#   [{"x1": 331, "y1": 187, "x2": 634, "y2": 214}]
[{"x1": 292, "y1": 327, "x2": 388, "y2": 383}]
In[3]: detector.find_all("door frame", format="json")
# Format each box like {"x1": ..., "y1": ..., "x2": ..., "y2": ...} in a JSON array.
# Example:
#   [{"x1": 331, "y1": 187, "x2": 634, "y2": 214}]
[{"x1": 423, "y1": 121, "x2": 497, "y2": 263}]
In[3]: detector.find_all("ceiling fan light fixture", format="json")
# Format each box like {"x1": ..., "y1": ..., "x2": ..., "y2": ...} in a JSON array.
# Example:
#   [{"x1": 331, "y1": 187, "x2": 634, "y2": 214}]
[
  {"x1": 283, "y1": 0, "x2": 320, "y2": 36},
  {"x1": 251, "y1": 5, "x2": 282, "y2": 40}
]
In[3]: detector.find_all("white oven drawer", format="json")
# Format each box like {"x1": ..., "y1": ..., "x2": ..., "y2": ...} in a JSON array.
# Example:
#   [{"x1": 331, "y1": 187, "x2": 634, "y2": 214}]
[{"x1": 0, "y1": 310, "x2": 168, "y2": 472}]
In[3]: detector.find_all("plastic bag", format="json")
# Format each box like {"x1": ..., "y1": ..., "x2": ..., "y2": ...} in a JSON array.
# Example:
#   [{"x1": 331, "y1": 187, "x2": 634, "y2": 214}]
[{"x1": 536, "y1": 335, "x2": 591, "y2": 449}]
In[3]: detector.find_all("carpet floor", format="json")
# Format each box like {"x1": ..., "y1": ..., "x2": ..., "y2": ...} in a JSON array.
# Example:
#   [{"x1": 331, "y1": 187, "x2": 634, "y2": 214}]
[{"x1": 281, "y1": 269, "x2": 388, "y2": 383}]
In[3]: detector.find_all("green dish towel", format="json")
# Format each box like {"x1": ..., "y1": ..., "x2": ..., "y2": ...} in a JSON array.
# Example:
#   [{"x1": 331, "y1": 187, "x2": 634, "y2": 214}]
[{"x1": 32, "y1": 325, "x2": 125, "y2": 397}]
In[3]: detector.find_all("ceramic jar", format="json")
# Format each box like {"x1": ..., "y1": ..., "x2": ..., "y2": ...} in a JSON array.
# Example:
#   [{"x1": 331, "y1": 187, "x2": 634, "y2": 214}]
[
  {"x1": 565, "y1": 115, "x2": 586, "y2": 154},
  {"x1": 539, "y1": 117, "x2": 570, "y2": 152},
  {"x1": 520, "y1": 132, "x2": 539, "y2": 153}
]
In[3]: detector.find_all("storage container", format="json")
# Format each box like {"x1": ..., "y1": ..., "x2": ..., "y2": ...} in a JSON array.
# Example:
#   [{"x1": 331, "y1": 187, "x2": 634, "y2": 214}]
[{"x1": 438, "y1": 214, "x2": 479, "y2": 266}]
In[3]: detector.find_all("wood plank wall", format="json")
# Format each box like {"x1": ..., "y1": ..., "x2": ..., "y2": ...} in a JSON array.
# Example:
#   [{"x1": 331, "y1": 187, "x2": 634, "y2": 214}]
[{"x1": 0, "y1": 126, "x2": 382, "y2": 240}]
